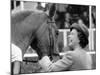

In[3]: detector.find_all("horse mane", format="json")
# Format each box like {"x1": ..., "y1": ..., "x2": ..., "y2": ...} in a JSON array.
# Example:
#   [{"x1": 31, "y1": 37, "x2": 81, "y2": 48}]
[
  {"x1": 11, "y1": 10, "x2": 48, "y2": 25},
  {"x1": 11, "y1": 10, "x2": 33, "y2": 24},
  {"x1": 11, "y1": 10, "x2": 49, "y2": 35}
]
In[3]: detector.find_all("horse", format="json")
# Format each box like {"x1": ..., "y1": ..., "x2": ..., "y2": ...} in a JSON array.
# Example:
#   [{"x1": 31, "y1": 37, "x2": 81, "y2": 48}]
[{"x1": 11, "y1": 10, "x2": 60, "y2": 61}]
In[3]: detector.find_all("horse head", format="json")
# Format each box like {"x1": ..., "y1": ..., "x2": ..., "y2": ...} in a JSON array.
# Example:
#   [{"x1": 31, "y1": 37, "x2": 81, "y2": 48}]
[
  {"x1": 30, "y1": 14, "x2": 60, "y2": 61},
  {"x1": 46, "y1": 19, "x2": 60, "y2": 61}
]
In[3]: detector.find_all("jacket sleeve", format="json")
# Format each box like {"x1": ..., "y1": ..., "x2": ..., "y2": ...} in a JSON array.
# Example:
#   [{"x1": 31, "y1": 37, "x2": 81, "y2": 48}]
[{"x1": 39, "y1": 52, "x2": 73, "y2": 72}]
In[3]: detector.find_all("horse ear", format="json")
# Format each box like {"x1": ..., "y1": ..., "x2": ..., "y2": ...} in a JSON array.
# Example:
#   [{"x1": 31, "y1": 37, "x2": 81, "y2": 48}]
[{"x1": 49, "y1": 4, "x2": 56, "y2": 18}]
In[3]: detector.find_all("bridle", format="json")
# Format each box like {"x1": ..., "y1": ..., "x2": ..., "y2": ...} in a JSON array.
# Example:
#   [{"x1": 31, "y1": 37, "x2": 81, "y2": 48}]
[
  {"x1": 46, "y1": 17, "x2": 59, "y2": 60},
  {"x1": 46, "y1": 4, "x2": 59, "y2": 58}
]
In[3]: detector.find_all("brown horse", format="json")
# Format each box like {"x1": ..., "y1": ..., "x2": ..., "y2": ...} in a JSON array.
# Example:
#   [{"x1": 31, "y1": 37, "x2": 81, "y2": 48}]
[{"x1": 11, "y1": 10, "x2": 59, "y2": 60}]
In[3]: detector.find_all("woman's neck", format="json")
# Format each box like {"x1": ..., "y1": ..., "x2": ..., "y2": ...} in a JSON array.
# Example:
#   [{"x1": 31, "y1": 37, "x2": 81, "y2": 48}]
[{"x1": 74, "y1": 45, "x2": 82, "y2": 51}]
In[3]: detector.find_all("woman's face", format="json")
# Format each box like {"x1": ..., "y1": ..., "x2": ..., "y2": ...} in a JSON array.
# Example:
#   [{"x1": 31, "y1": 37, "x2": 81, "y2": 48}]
[{"x1": 68, "y1": 29, "x2": 80, "y2": 48}]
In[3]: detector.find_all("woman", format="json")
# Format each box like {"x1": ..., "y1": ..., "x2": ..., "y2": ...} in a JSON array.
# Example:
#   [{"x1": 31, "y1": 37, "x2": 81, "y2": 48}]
[{"x1": 39, "y1": 23, "x2": 92, "y2": 72}]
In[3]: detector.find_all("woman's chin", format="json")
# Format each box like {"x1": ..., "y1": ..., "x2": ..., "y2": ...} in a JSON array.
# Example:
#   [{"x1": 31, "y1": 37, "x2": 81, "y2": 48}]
[{"x1": 68, "y1": 44, "x2": 74, "y2": 50}]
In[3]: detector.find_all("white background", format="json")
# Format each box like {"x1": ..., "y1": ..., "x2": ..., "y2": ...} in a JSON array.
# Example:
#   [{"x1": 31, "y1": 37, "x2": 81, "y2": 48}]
[{"x1": 0, "y1": 0, "x2": 98, "y2": 75}]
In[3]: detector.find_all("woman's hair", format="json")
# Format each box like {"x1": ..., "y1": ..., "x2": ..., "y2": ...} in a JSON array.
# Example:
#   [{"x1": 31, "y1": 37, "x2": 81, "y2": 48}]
[
  {"x1": 76, "y1": 29, "x2": 88, "y2": 48},
  {"x1": 70, "y1": 22, "x2": 89, "y2": 48}
]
